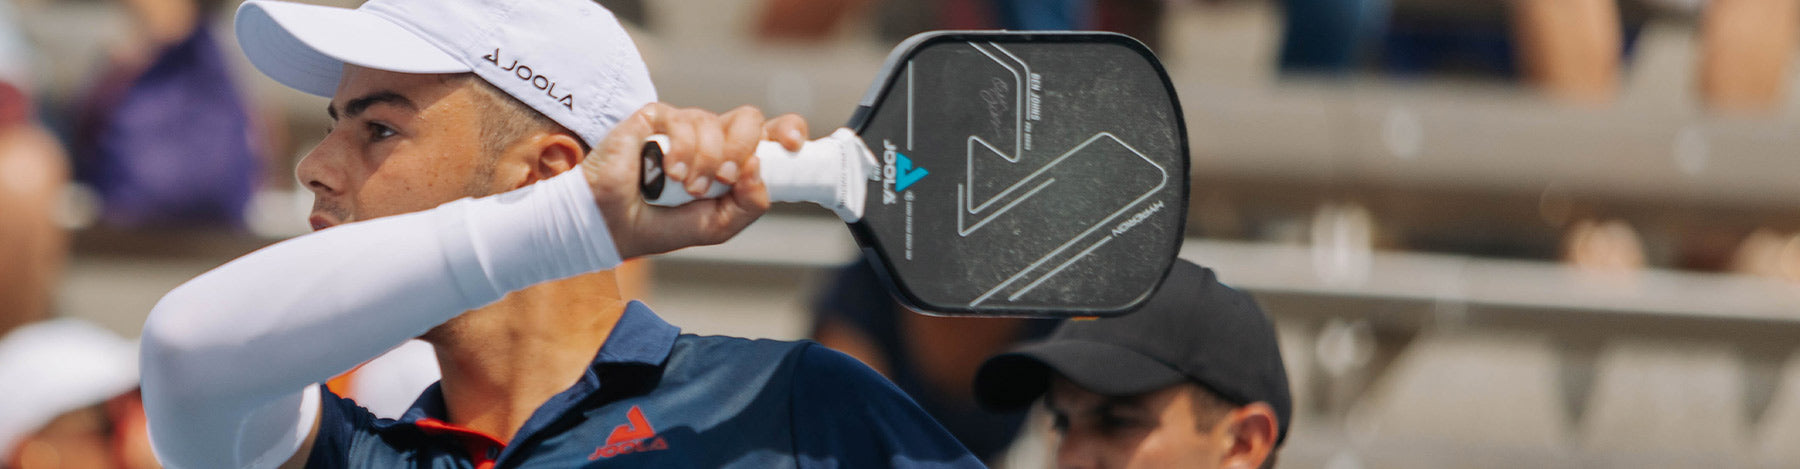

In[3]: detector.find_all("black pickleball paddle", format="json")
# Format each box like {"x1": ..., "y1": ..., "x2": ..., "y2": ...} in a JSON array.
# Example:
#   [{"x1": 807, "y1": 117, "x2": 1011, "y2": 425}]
[{"x1": 643, "y1": 31, "x2": 1189, "y2": 317}]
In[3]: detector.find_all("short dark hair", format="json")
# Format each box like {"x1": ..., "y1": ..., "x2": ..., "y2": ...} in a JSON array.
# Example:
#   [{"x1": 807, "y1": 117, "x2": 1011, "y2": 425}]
[
  {"x1": 440, "y1": 74, "x2": 585, "y2": 195},
  {"x1": 459, "y1": 75, "x2": 573, "y2": 156},
  {"x1": 1189, "y1": 382, "x2": 1234, "y2": 430},
  {"x1": 1188, "y1": 383, "x2": 1278, "y2": 469}
]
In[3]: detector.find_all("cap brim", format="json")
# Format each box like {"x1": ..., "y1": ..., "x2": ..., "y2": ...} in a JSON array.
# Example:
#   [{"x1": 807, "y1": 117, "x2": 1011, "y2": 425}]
[
  {"x1": 0, "y1": 320, "x2": 139, "y2": 461},
  {"x1": 235, "y1": 0, "x2": 471, "y2": 97},
  {"x1": 974, "y1": 340, "x2": 1186, "y2": 411}
]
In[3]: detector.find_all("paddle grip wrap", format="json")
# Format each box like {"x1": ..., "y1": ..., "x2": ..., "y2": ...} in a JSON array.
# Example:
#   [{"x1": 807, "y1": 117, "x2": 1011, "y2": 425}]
[{"x1": 640, "y1": 128, "x2": 875, "y2": 222}]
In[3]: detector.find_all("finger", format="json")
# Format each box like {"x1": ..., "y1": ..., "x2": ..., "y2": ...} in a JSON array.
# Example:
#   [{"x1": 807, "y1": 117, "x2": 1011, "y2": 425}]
[
  {"x1": 596, "y1": 103, "x2": 661, "y2": 166},
  {"x1": 764, "y1": 113, "x2": 808, "y2": 151},
  {"x1": 659, "y1": 109, "x2": 700, "y2": 183},
  {"x1": 618, "y1": 103, "x2": 664, "y2": 139},
  {"x1": 587, "y1": 103, "x2": 670, "y2": 259},
  {"x1": 709, "y1": 155, "x2": 770, "y2": 245},
  {"x1": 731, "y1": 153, "x2": 770, "y2": 215},
  {"x1": 718, "y1": 106, "x2": 765, "y2": 185},
  {"x1": 588, "y1": 103, "x2": 662, "y2": 194},
  {"x1": 685, "y1": 109, "x2": 725, "y2": 196}
]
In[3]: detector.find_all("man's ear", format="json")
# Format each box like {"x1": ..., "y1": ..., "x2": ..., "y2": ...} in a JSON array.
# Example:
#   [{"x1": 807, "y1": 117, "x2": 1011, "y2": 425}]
[
  {"x1": 517, "y1": 132, "x2": 586, "y2": 189},
  {"x1": 1220, "y1": 402, "x2": 1279, "y2": 469}
]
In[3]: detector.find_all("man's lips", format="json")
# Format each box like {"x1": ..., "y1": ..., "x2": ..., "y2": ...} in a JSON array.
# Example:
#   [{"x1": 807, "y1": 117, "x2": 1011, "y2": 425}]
[{"x1": 309, "y1": 215, "x2": 336, "y2": 231}]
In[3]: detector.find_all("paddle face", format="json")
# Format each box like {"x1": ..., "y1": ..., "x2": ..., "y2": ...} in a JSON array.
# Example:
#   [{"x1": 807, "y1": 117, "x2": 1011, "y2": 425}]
[{"x1": 846, "y1": 31, "x2": 1189, "y2": 317}]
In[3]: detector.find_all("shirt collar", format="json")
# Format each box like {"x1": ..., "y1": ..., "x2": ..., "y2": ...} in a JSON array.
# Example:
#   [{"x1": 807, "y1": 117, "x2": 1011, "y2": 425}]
[
  {"x1": 380, "y1": 300, "x2": 680, "y2": 428},
  {"x1": 594, "y1": 300, "x2": 679, "y2": 367}
]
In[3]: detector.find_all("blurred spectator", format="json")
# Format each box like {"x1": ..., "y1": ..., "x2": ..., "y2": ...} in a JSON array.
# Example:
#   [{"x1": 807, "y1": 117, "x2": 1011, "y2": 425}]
[
  {"x1": 1281, "y1": 0, "x2": 1798, "y2": 110},
  {"x1": 990, "y1": 0, "x2": 1091, "y2": 30},
  {"x1": 1696, "y1": 0, "x2": 1799, "y2": 114},
  {"x1": 755, "y1": 0, "x2": 1167, "y2": 48},
  {"x1": 1730, "y1": 228, "x2": 1800, "y2": 282},
  {"x1": 1512, "y1": 0, "x2": 1625, "y2": 104},
  {"x1": 810, "y1": 258, "x2": 1059, "y2": 463},
  {"x1": 0, "y1": 319, "x2": 158, "y2": 469},
  {"x1": 1274, "y1": 0, "x2": 1641, "y2": 96},
  {"x1": 756, "y1": 0, "x2": 1088, "y2": 43},
  {"x1": 0, "y1": 78, "x2": 64, "y2": 336},
  {"x1": 0, "y1": 0, "x2": 54, "y2": 337},
  {"x1": 1563, "y1": 218, "x2": 1648, "y2": 273},
  {"x1": 0, "y1": 26, "x2": 154, "y2": 461},
  {"x1": 1277, "y1": 0, "x2": 1386, "y2": 75},
  {"x1": 974, "y1": 260, "x2": 1290, "y2": 469},
  {"x1": 72, "y1": 0, "x2": 262, "y2": 229},
  {"x1": 1281, "y1": 0, "x2": 1639, "y2": 104}
]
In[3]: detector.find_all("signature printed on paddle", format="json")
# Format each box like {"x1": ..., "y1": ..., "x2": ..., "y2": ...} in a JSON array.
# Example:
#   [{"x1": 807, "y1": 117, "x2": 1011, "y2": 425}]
[
  {"x1": 1113, "y1": 200, "x2": 1164, "y2": 237},
  {"x1": 979, "y1": 77, "x2": 1010, "y2": 140}
]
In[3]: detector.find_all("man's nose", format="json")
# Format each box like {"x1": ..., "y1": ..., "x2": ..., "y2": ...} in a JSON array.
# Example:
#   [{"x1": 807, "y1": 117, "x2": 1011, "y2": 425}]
[{"x1": 295, "y1": 140, "x2": 345, "y2": 197}]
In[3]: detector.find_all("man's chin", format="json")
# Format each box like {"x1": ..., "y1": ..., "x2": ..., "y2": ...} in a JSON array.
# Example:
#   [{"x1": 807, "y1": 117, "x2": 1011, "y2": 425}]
[{"x1": 418, "y1": 321, "x2": 457, "y2": 345}]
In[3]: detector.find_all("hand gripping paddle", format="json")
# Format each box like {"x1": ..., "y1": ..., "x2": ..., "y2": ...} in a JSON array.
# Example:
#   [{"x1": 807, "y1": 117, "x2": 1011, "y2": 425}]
[{"x1": 641, "y1": 31, "x2": 1189, "y2": 317}]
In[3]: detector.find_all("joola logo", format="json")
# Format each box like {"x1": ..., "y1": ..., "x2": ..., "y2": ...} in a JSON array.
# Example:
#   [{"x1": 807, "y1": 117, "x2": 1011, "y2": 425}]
[
  {"x1": 880, "y1": 140, "x2": 929, "y2": 204},
  {"x1": 482, "y1": 48, "x2": 575, "y2": 110},
  {"x1": 895, "y1": 154, "x2": 927, "y2": 192},
  {"x1": 589, "y1": 406, "x2": 669, "y2": 460}
]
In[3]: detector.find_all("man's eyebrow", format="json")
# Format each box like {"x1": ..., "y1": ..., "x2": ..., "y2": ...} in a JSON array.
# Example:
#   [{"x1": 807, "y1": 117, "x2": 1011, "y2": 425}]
[{"x1": 326, "y1": 91, "x2": 416, "y2": 121}]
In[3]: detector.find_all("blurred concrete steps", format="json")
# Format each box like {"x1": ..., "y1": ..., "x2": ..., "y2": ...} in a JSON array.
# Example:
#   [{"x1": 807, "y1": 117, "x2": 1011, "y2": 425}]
[
  {"x1": 1755, "y1": 351, "x2": 1800, "y2": 465},
  {"x1": 1583, "y1": 340, "x2": 1748, "y2": 461},
  {"x1": 1348, "y1": 332, "x2": 1572, "y2": 452}
]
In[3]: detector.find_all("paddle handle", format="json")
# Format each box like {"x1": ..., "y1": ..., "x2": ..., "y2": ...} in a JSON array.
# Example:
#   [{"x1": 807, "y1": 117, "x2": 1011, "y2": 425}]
[{"x1": 639, "y1": 128, "x2": 873, "y2": 222}]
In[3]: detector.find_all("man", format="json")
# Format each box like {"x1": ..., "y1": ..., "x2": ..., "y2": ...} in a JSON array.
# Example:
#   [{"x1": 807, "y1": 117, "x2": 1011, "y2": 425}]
[
  {"x1": 139, "y1": 1, "x2": 978, "y2": 468},
  {"x1": 973, "y1": 259, "x2": 1291, "y2": 469},
  {"x1": 0, "y1": 78, "x2": 64, "y2": 336},
  {"x1": 0, "y1": 319, "x2": 158, "y2": 469},
  {"x1": 0, "y1": 25, "x2": 159, "y2": 467}
]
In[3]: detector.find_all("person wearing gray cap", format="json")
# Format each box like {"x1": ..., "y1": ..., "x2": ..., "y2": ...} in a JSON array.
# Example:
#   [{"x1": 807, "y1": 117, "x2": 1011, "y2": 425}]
[{"x1": 974, "y1": 259, "x2": 1292, "y2": 469}]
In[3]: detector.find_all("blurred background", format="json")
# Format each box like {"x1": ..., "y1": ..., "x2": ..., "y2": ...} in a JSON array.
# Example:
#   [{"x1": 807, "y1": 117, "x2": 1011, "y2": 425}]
[{"x1": 6, "y1": 0, "x2": 1800, "y2": 467}]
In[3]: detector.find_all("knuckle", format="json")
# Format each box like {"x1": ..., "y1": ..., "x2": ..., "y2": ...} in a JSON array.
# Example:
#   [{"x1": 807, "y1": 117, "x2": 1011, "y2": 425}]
[{"x1": 644, "y1": 102, "x2": 673, "y2": 118}]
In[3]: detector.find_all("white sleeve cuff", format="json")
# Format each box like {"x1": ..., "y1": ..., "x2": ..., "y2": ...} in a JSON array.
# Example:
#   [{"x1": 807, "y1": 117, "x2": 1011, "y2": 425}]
[{"x1": 441, "y1": 166, "x2": 623, "y2": 301}]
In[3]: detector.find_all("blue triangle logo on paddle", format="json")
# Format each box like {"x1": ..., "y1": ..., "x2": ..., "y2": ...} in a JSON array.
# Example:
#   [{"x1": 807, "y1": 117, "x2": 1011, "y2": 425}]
[{"x1": 896, "y1": 153, "x2": 928, "y2": 192}]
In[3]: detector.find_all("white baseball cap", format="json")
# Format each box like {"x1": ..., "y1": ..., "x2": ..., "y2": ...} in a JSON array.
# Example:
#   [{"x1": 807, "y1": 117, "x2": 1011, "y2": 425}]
[
  {"x1": 234, "y1": 0, "x2": 657, "y2": 147},
  {"x1": 0, "y1": 319, "x2": 139, "y2": 461}
]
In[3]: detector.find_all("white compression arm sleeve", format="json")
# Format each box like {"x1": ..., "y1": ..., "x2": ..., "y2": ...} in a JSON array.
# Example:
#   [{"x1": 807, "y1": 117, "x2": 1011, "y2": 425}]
[{"x1": 139, "y1": 168, "x2": 620, "y2": 469}]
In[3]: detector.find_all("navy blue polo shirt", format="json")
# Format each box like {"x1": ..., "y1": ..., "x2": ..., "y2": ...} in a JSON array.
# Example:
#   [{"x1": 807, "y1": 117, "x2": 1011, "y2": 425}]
[{"x1": 305, "y1": 301, "x2": 982, "y2": 468}]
